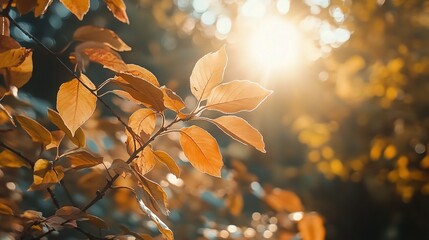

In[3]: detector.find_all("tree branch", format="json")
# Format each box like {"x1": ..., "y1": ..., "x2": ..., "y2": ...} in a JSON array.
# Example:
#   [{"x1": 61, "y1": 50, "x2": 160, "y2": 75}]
[{"x1": 0, "y1": 140, "x2": 34, "y2": 168}]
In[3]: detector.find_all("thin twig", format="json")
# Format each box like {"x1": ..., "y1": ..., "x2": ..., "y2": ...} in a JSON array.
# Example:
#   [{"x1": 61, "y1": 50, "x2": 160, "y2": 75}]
[
  {"x1": 0, "y1": 140, "x2": 34, "y2": 168},
  {"x1": 60, "y1": 180, "x2": 77, "y2": 206},
  {"x1": 47, "y1": 187, "x2": 60, "y2": 209}
]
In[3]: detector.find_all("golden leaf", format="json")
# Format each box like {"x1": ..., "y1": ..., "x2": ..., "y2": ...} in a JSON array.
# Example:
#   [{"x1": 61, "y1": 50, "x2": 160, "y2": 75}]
[
  {"x1": 179, "y1": 126, "x2": 223, "y2": 177},
  {"x1": 126, "y1": 108, "x2": 156, "y2": 153},
  {"x1": 227, "y1": 192, "x2": 243, "y2": 217},
  {"x1": 264, "y1": 189, "x2": 304, "y2": 213},
  {"x1": 0, "y1": 48, "x2": 31, "y2": 68},
  {"x1": 153, "y1": 150, "x2": 180, "y2": 178},
  {"x1": 108, "y1": 159, "x2": 130, "y2": 177},
  {"x1": 73, "y1": 25, "x2": 131, "y2": 51},
  {"x1": 124, "y1": 64, "x2": 159, "y2": 86},
  {"x1": 137, "y1": 198, "x2": 174, "y2": 240},
  {"x1": 4, "y1": 51, "x2": 33, "y2": 88},
  {"x1": 190, "y1": 46, "x2": 227, "y2": 101},
  {"x1": 0, "y1": 202, "x2": 13, "y2": 215},
  {"x1": 206, "y1": 80, "x2": 272, "y2": 113},
  {"x1": 134, "y1": 171, "x2": 169, "y2": 215},
  {"x1": 0, "y1": 149, "x2": 30, "y2": 168},
  {"x1": 111, "y1": 90, "x2": 141, "y2": 104},
  {"x1": 45, "y1": 130, "x2": 65, "y2": 150},
  {"x1": 61, "y1": 149, "x2": 103, "y2": 170},
  {"x1": 31, "y1": 159, "x2": 64, "y2": 190},
  {"x1": 16, "y1": 115, "x2": 52, "y2": 148},
  {"x1": 132, "y1": 146, "x2": 156, "y2": 175},
  {"x1": 59, "y1": 0, "x2": 90, "y2": 20},
  {"x1": 57, "y1": 74, "x2": 97, "y2": 136},
  {"x1": 206, "y1": 115, "x2": 266, "y2": 153},
  {"x1": 34, "y1": 0, "x2": 53, "y2": 17},
  {"x1": 73, "y1": 41, "x2": 127, "y2": 72},
  {"x1": 162, "y1": 87, "x2": 185, "y2": 113},
  {"x1": 298, "y1": 213, "x2": 326, "y2": 240},
  {"x1": 48, "y1": 108, "x2": 86, "y2": 147},
  {"x1": 104, "y1": 0, "x2": 129, "y2": 24}
]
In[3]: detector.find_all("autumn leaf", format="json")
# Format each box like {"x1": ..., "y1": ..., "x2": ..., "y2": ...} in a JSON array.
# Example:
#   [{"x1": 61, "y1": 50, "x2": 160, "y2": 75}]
[
  {"x1": 131, "y1": 146, "x2": 156, "y2": 175},
  {"x1": 113, "y1": 73, "x2": 165, "y2": 111},
  {"x1": 124, "y1": 64, "x2": 159, "y2": 86},
  {"x1": 4, "y1": 50, "x2": 33, "y2": 88},
  {"x1": 73, "y1": 25, "x2": 131, "y2": 52},
  {"x1": 153, "y1": 150, "x2": 180, "y2": 178},
  {"x1": 0, "y1": 48, "x2": 31, "y2": 68},
  {"x1": 179, "y1": 126, "x2": 223, "y2": 177},
  {"x1": 57, "y1": 74, "x2": 97, "y2": 136},
  {"x1": 80, "y1": 214, "x2": 108, "y2": 229},
  {"x1": 0, "y1": 149, "x2": 31, "y2": 168},
  {"x1": 111, "y1": 89, "x2": 141, "y2": 104},
  {"x1": 126, "y1": 108, "x2": 156, "y2": 153},
  {"x1": 16, "y1": 115, "x2": 52, "y2": 149},
  {"x1": 0, "y1": 17, "x2": 10, "y2": 37},
  {"x1": 264, "y1": 188, "x2": 304, "y2": 213},
  {"x1": 31, "y1": 159, "x2": 64, "y2": 190},
  {"x1": 190, "y1": 46, "x2": 227, "y2": 101},
  {"x1": 48, "y1": 108, "x2": 86, "y2": 148},
  {"x1": 162, "y1": 87, "x2": 185, "y2": 113},
  {"x1": 105, "y1": 0, "x2": 129, "y2": 24},
  {"x1": 226, "y1": 192, "x2": 243, "y2": 217},
  {"x1": 16, "y1": 0, "x2": 37, "y2": 15},
  {"x1": 0, "y1": 202, "x2": 13, "y2": 215},
  {"x1": 45, "y1": 130, "x2": 65, "y2": 150},
  {"x1": 34, "y1": 0, "x2": 53, "y2": 17},
  {"x1": 137, "y1": 198, "x2": 174, "y2": 240},
  {"x1": 133, "y1": 171, "x2": 169, "y2": 215},
  {"x1": 55, "y1": 206, "x2": 84, "y2": 220},
  {"x1": 108, "y1": 159, "x2": 131, "y2": 178},
  {"x1": 59, "y1": 0, "x2": 90, "y2": 20},
  {"x1": 206, "y1": 80, "x2": 272, "y2": 113},
  {"x1": 61, "y1": 149, "x2": 103, "y2": 170},
  {"x1": 298, "y1": 213, "x2": 326, "y2": 240}
]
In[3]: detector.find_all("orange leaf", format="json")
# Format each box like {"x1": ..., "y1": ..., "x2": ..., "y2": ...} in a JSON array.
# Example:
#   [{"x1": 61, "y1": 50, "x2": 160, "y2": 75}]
[
  {"x1": 113, "y1": 73, "x2": 165, "y2": 111},
  {"x1": 137, "y1": 198, "x2": 174, "y2": 240},
  {"x1": 153, "y1": 150, "x2": 180, "y2": 178},
  {"x1": 73, "y1": 25, "x2": 131, "y2": 51},
  {"x1": 132, "y1": 146, "x2": 156, "y2": 175},
  {"x1": 108, "y1": 159, "x2": 130, "y2": 177},
  {"x1": 111, "y1": 89, "x2": 141, "y2": 104},
  {"x1": 133, "y1": 171, "x2": 169, "y2": 215},
  {"x1": 16, "y1": 0, "x2": 37, "y2": 15},
  {"x1": 34, "y1": 0, "x2": 53, "y2": 17},
  {"x1": 179, "y1": 126, "x2": 223, "y2": 177},
  {"x1": 55, "y1": 206, "x2": 84, "y2": 220},
  {"x1": 0, "y1": 202, "x2": 13, "y2": 215},
  {"x1": 206, "y1": 80, "x2": 272, "y2": 113},
  {"x1": 0, "y1": 48, "x2": 31, "y2": 68},
  {"x1": 57, "y1": 74, "x2": 97, "y2": 136},
  {"x1": 104, "y1": 0, "x2": 129, "y2": 24},
  {"x1": 48, "y1": 108, "x2": 86, "y2": 148},
  {"x1": 16, "y1": 115, "x2": 52, "y2": 148},
  {"x1": 298, "y1": 213, "x2": 326, "y2": 240},
  {"x1": 45, "y1": 130, "x2": 65, "y2": 150},
  {"x1": 31, "y1": 159, "x2": 64, "y2": 190},
  {"x1": 59, "y1": 0, "x2": 89, "y2": 20},
  {"x1": 124, "y1": 64, "x2": 159, "y2": 86},
  {"x1": 61, "y1": 149, "x2": 103, "y2": 170},
  {"x1": 126, "y1": 108, "x2": 156, "y2": 153},
  {"x1": 162, "y1": 87, "x2": 185, "y2": 113},
  {"x1": 73, "y1": 41, "x2": 127, "y2": 72},
  {"x1": 208, "y1": 115, "x2": 266, "y2": 153},
  {"x1": 4, "y1": 51, "x2": 33, "y2": 88},
  {"x1": 190, "y1": 46, "x2": 227, "y2": 101},
  {"x1": 264, "y1": 189, "x2": 304, "y2": 213},
  {"x1": 0, "y1": 149, "x2": 31, "y2": 168},
  {"x1": 227, "y1": 192, "x2": 243, "y2": 217}
]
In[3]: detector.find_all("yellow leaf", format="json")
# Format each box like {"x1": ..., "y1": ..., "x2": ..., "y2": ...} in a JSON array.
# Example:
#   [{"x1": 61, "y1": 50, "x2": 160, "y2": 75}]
[
  {"x1": 4, "y1": 51, "x2": 33, "y2": 88},
  {"x1": 16, "y1": 0, "x2": 37, "y2": 15},
  {"x1": 0, "y1": 48, "x2": 31, "y2": 68},
  {"x1": 108, "y1": 159, "x2": 130, "y2": 177},
  {"x1": 34, "y1": 0, "x2": 53, "y2": 17},
  {"x1": 113, "y1": 73, "x2": 165, "y2": 111},
  {"x1": 162, "y1": 87, "x2": 185, "y2": 113},
  {"x1": 179, "y1": 126, "x2": 223, "y2": 177},
  {"x1": 190, "y1": 46, "x2": 227, "y2": 101},
  {"x1": 59, "y1": 0, "x2": 89, "y2": 20},
  {"x1": 137, "y1": 198, "x2": 174, "y2": 240},
  {"x1": 124, "y1": 64, "x2": 159, "y2": 86},
  {"x1": 0, "y1": 149, "x2": 30, "y2": 168},
  {"x1": 206, "y1": 80, "x2": 272, "y2": 113},
  {"x1": 45, "y1": 130, "x2": 65, "y2": 150},
  {"x1": 16, "y1": 115, "x2": 52, "y2": 148},
  {"x1": 61, "y1": 149, "x2": 103, "y2": 170},
  {"x1": 73, "y1": 25, "x2": 131, "y2": 51},
  {"x1": 48, "y1": 108, "x2": 86, "y2": 147},
  {"x1": 209, "y1": 115, "x2": 266, "y2": 153},
  {"x1": 133, "y1": 171, "x2": 169, "y2": 215},
  {"x1": 132, "y1": 146, "x2": 156, "y2": 175},
  {"x1": 104, "y1": 0, "x2": 129, "y2": 24},
  {"x1": 57, "y1": 74, "x2": 97, "y2": 136},
  {"x1": 126, "y1": 108, "x2": 156, "y2": 153},
  {"x1": 153, "y1": 150, "x2": 180, "y2": 178},
  {"x1": 0, "y1": 202, "x2": 13, "y2": 215},
  {"x1": 31, "y1": 159, "x2": 64, "y2": 190},
  {"x1": 298, "y1": 213, "x2": 326, "y2": 240},
  {"x1": 264, "y1": 189, "x2": 304, "y2": 213}
]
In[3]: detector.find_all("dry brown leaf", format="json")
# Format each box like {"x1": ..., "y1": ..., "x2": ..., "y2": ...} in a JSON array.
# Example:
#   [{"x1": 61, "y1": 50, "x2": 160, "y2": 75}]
[
  {"x1": 48, "y1": 108, "x2": 86, "y2": 148},
  {"x1": 0, "y1": 48, "x2": 31, "y2": 68},
  {"x1": 264, "y1": 188, "x2": 304, "y2": 213},
  {"x1": 190, "y1": 46, "x2": 227, "y2": 101},
  {"x1": 59, "y1": 0, "x2": 90, "y2": 20},
  {"x1": 73, "y1": 41, "x2": 127, "y2": 72},
  {"x1": 0, "y1": 17, "x2": 10, "y2": 37},
  {"x1": 104, "y1": 0, "x2": 129, "y2": 24},
  {"x1": 161, "y1": 87, "x2": 185, "y2": 113},
  {"x1": 4, "y1": 51, "x2": 33, "y2": 88},
  {"x1": 208, "y1": 115, "x2": 266, "y2": 153},
  {"x1": 0, "y1": 202, "x2": 13, "y2": 215},
  {"x1": 55, "y1": 206, "x2": 84, "y2": 220},
  {"x1": 206, "y1": 80, "x2": 272, "y2": 113},
  {"x1": 153, "y1": 150, "x2": 180, "y2": 178},
  {"x1": 61, "y1": 149, "x2": 103, "y2": 170},
  {"x1": 16, "y1": 0, "x2": 37, "y2": 15},
  {"x1": 0, "y1": 149, "x2": 31, "y2": 168},
  {"x1": 57, "y1": 74, "x2": 97, "y2": 136},
  {"x1": 179, "y1": 126, "x2": 223, "y2": 177},
  {"x1": 16, "y1": 115, "x2": 52, "y2": 148},
  {"x1": 298, "y1": 213, "x2": 326, "y2": 240},
  {"x1": 34, "y1": 0, "x2": 53, "y2": 17},
  {"x1": 73, "y1": 25, "x2": 131, "y2": 51},
  {"x1": 80, "y1": 214, "x2": 108, "y2": 229},
  {"x1": 132, "y1": 146, "x2": 156, "y2": 175}
]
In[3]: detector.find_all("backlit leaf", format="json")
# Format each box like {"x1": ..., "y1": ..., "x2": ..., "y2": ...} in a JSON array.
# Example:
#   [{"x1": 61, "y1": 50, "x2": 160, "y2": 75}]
[
  {"x1": 162, "y1": 87, "x2": 185, "y2": 113},
  {"x1": 179, "y1": 126, "x2": 223, "y2": 177},
  {"x1": 153, "y1": 150, "x2": 180, "y2": 178},
  {"x1": 31, "y1": 159, "x2": 64, "y2": 190},
  {"x1": 124, "y1": 64, "x2": 159, "y2": 86},
  {"x1": 57, "y1": 74, "x2": 97, "y2": 136},
  {"x1": 206, "y1": 80, "x2": 272, "y2": 113},
  {"x1": 61, "y1": 149, "x2": 103, "y2": 170},
  {"x1": 0, "y1": 48, "x2": 31, "y2": 68},
  {"x1": 264, "y1": 188, "x2": 304, "y2": 213},
  {"x1": 105, "y1": 0, "x2": 129, "y2": 24},
  {"x1": 111, "y1": 90, "x2": 141, "y2": 104},
  {"x1": 73, "y1": 41, "x2": 127, "y2": 72},
  {"x1": 4, "y1": 51, "x2": 33, "y2": 88},
  {"x1": 113, "y1": 73, "x2": 165, "y2": 111},
  {"x1": 132, "y1": 146, "x2": 156, "y2": 175},
  {"x1": 208, "y1": 115, "x2": 266, "y2": 153},
  {"x1": 0, "y1": 202, "x2": 13, "y2": 215},
  {"x1": 190, "y1": 46, "x2": 227, "y2": 101},
  {"x1": 137, "y1": 198, "x2": 174, "y2": 240},
  {"x1": 59, "y1": 0, "x2": 90, "y2": 20},
  {"x1": 45, "y1": 130, "x2": 65, "y2": 150},
  {"x1": 126, "y1": 108, "x2": 156, "y2": 153},
  {"x1": 34, "y1": 0, "x2": 53, "y2": 17},
  {"x1": 0, "y1": 149, "x2": 30, "y2": 168},
  {"x1": 73, "y1": 25, "x2": 131, "y2": 51},
  {"x1": 298, "y1": 213, "x2": 326, "y2": 240},
  {"x1": 16, "y1": 115, "x2": 52, "y2": 148},
  {"x1": 48, "y1": 108, "x2": 86, "y2": 147},
  {"x1": 108, "y1": 159, "x2": 131, "y2": 178},
  {"x1": 133, "y1": 171, "x2": 169, "y2": 215},
  {"x1": 55, "y1": 206, "x2": 84, "y2": 220}
]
